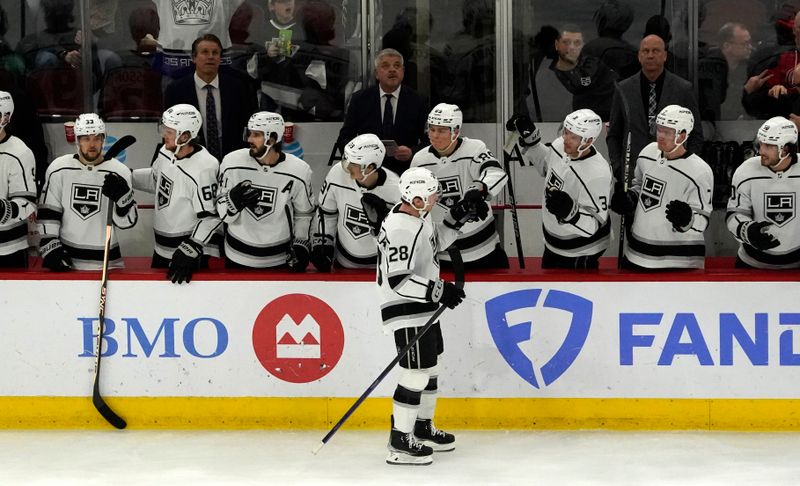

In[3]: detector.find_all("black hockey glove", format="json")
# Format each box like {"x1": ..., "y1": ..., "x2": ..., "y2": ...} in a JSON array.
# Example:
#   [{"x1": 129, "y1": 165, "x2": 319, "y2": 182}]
[
  {"x1": 287, "y1": 240, "x2": 310, "y2": 272},
  {"x1": 505, "y1": 114, "x2": 541, "y2": 147},
  {"x1": 430, "y1": 279, "x2": 465, "y2": 309},
  {"x1": 462, "y1": 182, "x2": 490, "y2": 221},
  {"x1": 740, "y1": 220, "x2": 780, "y2": 251},
  {"x1": 361, "y1": 193, "x2": 390, "y2": 236},
  {"x1": 310, "y1": 244, "x2": 334, "y2": 273},
  {"x1": 449, "y1": 197, "x2": 473, "y2": 225},
  {"x1": 167, "y1": 239, "x2": 203, "y2": 284},
  {"x1": 227, "y1": 180, "x2": 261, "y2": 213},
  {"x1": 665, "y1": 200, "x2": 694, "y2": 231},
  {"x1": 41, "y1": 239, "x2": 72, "y2": 272},
  {"x1": 0, "y1": 198, "x2": 19, "y2": 225},
  {"x1": 610, "y1": 185, "x2": 639, "y2": 216},
  {"x1": 545, "y1": 189, "x2": 578, "y2": 223},
  {"x1": 102, "y1": 172, "x2": 134, "y2": 213}
]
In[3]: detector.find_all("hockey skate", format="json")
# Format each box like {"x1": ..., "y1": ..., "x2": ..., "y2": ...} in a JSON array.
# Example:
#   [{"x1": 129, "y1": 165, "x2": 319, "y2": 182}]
[
  {"x1": 386, "y1": 428, "x2": 433, "y2": 465},
  {"x1": 414, "y1": 419, "x2": 456, "y2": 452}
]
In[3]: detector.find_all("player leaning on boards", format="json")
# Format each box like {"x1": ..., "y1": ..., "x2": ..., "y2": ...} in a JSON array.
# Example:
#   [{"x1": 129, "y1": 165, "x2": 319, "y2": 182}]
[
  {"x1": 0, "y1": 91, "x2": 37, "y2": 268},
  {"x1": 410, "y1": 103, "x2": 510, "y2": 269},
  {"x1": 39, "y1": 113, "x2": 137, "y2": 271},
  {"x1": 610, "y1": 105, "x2": 713, "y2": 269},
  {"x1": 131, "y1": 104, "x2": 222, "y2": 283},
  {"x1": 509, "y1": 109, "x2": 612, "y2": 269},
  {"x1": 377, "y1": 167, "x2": 483, "y2": 466},
  {"x1": 216, "y1": 111, "x2": 315, "y2": 270},
  {"x1": 311, "y1": 133, "x2": 400, "y2": 271},
  {"x1": 727, "y1": 117, "x2": 800, "y2": 269}
]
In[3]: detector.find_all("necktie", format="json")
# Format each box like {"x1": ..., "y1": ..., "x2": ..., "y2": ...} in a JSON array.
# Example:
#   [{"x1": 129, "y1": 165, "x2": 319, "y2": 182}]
[
  {"x1": 205, "y1": 84, "x2": 221, "y2": 159},
  {"x1": 382, "y1": 93, "x2": 394, "y2": 139},
  {"x1": 648, "y1": 82, "x2": 657, "y2": 133}
]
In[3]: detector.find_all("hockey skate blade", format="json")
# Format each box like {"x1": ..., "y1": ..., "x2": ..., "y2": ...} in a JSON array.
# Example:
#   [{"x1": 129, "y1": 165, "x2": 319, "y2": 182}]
[{"x1": 385, "y1": 451, "x2": 433, "y2": 466}]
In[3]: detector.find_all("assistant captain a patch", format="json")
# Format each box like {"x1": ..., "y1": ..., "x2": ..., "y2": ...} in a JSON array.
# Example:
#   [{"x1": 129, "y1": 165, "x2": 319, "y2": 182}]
[
  {"x1": 640, "y1": 175, "x2": 666, "y2": 212},
  {"x1": 764, "y1": 192, "x2": 795, "y2": 227}
]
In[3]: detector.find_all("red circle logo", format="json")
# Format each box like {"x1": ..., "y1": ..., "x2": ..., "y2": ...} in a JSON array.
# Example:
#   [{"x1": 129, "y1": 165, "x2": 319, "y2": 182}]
[{"x1": 252, "y1": 294, "x2": 344, "y2": 383}]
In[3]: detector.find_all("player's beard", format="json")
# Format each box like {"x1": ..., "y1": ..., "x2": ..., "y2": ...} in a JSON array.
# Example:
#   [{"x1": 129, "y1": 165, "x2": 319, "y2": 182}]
[
  {"x1": 81, "y1": 148, "x2": 102, "y2": 163},
  {"x1": 250, "y1": 143, "x2": 269, "y2": 159}
]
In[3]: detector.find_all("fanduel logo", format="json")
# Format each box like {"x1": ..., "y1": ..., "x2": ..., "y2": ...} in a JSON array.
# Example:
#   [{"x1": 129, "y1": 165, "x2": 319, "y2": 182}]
[{"x1": 485, "y1": 289, "x2": 592, "y2": 388}]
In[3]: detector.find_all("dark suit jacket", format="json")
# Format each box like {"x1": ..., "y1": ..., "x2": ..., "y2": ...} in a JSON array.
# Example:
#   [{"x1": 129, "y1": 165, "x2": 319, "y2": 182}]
[
  {"x1": 163, "y1": 70, "x2": 257, "y2": 159},
  {"x1": 607, "y1": 70, "x2": 704, "y2": 182},
  {"x1": 337, "y1": 84, "x2": 428, "y2": 175}
]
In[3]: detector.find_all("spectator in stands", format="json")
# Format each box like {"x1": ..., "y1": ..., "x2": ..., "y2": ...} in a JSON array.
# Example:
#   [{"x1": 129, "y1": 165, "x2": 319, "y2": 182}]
[
  {"x1": 336, "y1": 48, "x2": 428, "y2": 176},
  {"x1": 0, "y1": 6, "x2": 24, "y2": 77},
  {"x1": 582, "y1": 0, "x2": 639, "y2": 79},
  {"x1": 699, "y1": 22, "x2": 754, "y2": 122},
  {"x1": 164, "y1": 34, "x2": 257, "y2": 160}
]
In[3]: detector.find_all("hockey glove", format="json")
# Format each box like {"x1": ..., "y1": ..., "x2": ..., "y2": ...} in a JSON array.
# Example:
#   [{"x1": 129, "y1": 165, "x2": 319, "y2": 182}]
[
  {"x1": 430, "y1": 279, "x2": 465, "y2": 309},
  {"x1": 545, "y1": 189, "x2": 578, "y2": 223},
  {"x1": 167, "y1": 239, "x2": 203, "y2": 284},
  {"x1": 310, "y1": 244, "x2": 334, "y2": 273},
  {"x1": 665, "y1": 200, "x2": 694, "y2": 231},
  {"x1": 227, "y1": 180, "x2": 261, "y2": 213},
  {"x1": 740, "y1": 220, "x2": 780, "y2": 251},
  {"x1": 449, "y1": 197, "x2": 473, "y2": 225},
  {"x1": 0, "y1": 198, "x2": 19, "y2": 225},
  {"x1": 361, "y1": 193, "x2": 390, "y2": 236},
  {"x1": 609, "y1": 185, "x2": 639, "y2": 216},
  {"x1": 102, "y1": 172, "x2": 135, "y2": 212},
  {"x1": 41, "y1": 239, "x2": 72, "y2": 272},
  {"x1": 287, "y1": 239, "x2": 310, "y2": 272},
  {"x1": 462, "y1": 182, "x2": 490, "y2": 221},
  {"x1": 505, "y1": 114, "x2": 541, "y2": 147}
]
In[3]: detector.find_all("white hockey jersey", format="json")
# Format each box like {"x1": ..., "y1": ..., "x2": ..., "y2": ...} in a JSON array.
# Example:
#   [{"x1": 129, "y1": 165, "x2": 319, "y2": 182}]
[
  {"x1": 0, "y1": 134, "x2": 36, "y2": 255},
  {"x1": 132, "y1": 144, "x2": 222, "y2": 259},
  {"x1": 626, "y1": 142, "x2": 714, "y2": 269},
  {"x1": 410, "y1": 137, "x2": 508, "y2": 263},
  {"x1": 155, "y1": 0, "x2": 243, "y2": 52},
  {"x1": 377, "y1": 205, "x2": 460, "y2": 332},
  {"x1": 316, "y1": 165, "x2": 400, "y2": 268},
  {"x1": 38, "y1": 155, "x2": 138, "y2": 270},
  {"x1": 216, "y1": 149, "x2": 315, "y2": 268},
  {"x1": 521, "y1": 138, "x2": 612, "y2": 257},
  {"x1": 727, "y1": 157, "x2": 800, "y2": 269}
]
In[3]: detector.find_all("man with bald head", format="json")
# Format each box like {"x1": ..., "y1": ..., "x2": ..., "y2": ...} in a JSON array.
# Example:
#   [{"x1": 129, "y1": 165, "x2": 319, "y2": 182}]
[{"x1": 607, "y1": 34, "x2": 703, "y2": 184}]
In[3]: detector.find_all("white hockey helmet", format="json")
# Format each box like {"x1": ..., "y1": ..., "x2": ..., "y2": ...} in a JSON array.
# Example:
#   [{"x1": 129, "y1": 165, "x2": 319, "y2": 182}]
[
  {"x1": 0, "y1": 91, "x2": 14, "y2": 129},
  {"x1": 757, "y1": 116, "x2": 798, "y2": 148},
  {"x1": 563, "y1": 109, "x2": 602, "y2": 148},
  {"x1": 399, "y1": 167, "x2": 439, "y2": 207},
  {"x1": 74, "y1": 113, "x2": 106, "y2": 138},
  {"x1": 656, "y1": 105, "x2": 694, "y2": 134},
  {"x1": 343, "y1": 133, "x2": 386, "y2": 171},
  {"x1": 247, "y1": 111, "x2": 285, "y2": 142},
  {"x1": 428, "y1": 103, "x2": 462, "y2": 130},
  {"x1": 162, "y1": 104, "x2": 202, "y2": 140}
]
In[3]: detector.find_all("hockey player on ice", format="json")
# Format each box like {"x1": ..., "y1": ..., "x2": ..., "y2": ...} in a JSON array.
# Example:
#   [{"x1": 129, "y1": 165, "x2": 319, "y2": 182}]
[
  {"x1": 216, "y1": 111, "x2": 315, "y2": 270},
  {"x1": 610, "y1": 104, "x2": 714, "y2": 269},
  {"x1": 509, "y1": 109, "x2": 612, "y2": 269},
  {"x1": 131, "y1": 104, "x2": 221, "y2": 283},
  {"x1": 410, "y1": 103, "x2": 509, "y2": 269},
  {"x1": 377, "y1": 166, "x2": 481, "y2": 465},
  {"x1": 727, "y1": 116, "x2": 800, "y2": 269},
  {"x1": 311, "y1": 133, "x2": 400, "y2": 271},
  {"x1": 39, "y1": 113, "x2": 137, "y2": 271},
  {"x1": 0, "y1": 91, "x2": 37, "y2": 268}
]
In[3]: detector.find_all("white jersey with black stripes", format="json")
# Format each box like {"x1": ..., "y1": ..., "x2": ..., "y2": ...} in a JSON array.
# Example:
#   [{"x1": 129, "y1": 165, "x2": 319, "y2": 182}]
[
  {"x1": 727, "y1": 157, "x2": 800, "y2": 269},
  {"x1": 0, "y1": 134, "x2": 36, "y2": 255},
  {"x1": 410, "y1": 137, "x2": 508, "y2": 263},
  {"x1": 315, "y1": 165, "x2": 400, "y2": 268},
  {"x1": 626, "y1": 142, "x2": 714, "y2": 268},
  {"x1": 521, "y1": 137, "x2": 612, "y2": 257},
  {"x1": 216, "y1": 149, "x2": 315, "y2": 268},
  {"x1": 38, "y1": 155, "x2": 137, "y2": 270}
]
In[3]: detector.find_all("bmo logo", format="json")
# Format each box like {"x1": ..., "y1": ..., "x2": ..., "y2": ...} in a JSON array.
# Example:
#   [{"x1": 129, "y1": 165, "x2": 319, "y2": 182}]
[{"x1": 252, "y1": 294, "x2": 344, "y2": 383}]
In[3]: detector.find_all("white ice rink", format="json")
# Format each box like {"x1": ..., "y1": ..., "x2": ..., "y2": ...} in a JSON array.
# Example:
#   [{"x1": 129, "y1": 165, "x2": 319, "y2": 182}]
[{"x1": 1, "y1": 429, "x2": 798, "y2": 485}]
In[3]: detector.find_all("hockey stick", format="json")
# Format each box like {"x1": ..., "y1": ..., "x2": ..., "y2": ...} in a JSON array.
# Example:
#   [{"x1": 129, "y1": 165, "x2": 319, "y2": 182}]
[
  {"x1": 92, "y1": 135, "x2": 136, "y2": 429},
  {"x1": 312, "y1": 248, "x2": 465, "y2": 454},
  {"x1": 614, "y1": 83, "x2": 632, "y2": 270},
  {"x1": 502, "y1": 130, "x2": 525, "y2": 269}
]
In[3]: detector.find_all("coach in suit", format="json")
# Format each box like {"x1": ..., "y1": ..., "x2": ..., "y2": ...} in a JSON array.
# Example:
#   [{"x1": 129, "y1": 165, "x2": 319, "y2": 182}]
[
  {"x1": 607, "y1": 34, "x2": 703, "y2": 182},
  {"x1": 337, "y1": 48, "x2": 428, "y2": 175},
  {"x1": 164, "y1": 34, "x2": 257, "y2": 160}
]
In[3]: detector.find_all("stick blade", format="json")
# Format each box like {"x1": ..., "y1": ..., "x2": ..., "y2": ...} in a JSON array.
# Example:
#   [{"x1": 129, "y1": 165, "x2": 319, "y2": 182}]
[
  {"x1": 311, "y1": 441, "x2": 325, "y2": 455},
  {"x1": 92, "y1": 380, "x2": 126, "y2": 429}
]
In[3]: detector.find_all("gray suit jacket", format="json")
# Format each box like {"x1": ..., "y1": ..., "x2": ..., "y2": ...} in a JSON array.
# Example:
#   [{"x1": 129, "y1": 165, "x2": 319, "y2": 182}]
[{"x1": 606, "y1": 70, "x2": 703, "y2": 182}]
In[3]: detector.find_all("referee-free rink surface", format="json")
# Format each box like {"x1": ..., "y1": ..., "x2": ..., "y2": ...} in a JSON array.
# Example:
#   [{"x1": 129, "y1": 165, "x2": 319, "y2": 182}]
[{"x1": 0, "y1": 429, "x2": 796, "y2": 485}]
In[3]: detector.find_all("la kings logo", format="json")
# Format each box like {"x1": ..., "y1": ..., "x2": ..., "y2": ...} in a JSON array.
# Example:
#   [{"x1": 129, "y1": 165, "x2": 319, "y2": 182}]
[
  {"x1": 246, "y1": 185, "x2": 277, "y2": 220},
  {"x1": 640, "y1": 175, "x2": 666, "y2": 212},
  {"x1": 71, "y1": 184, "x2": 101, "y2": 220},
  {"x1": 172, "y1": 0, "x2": 213, "y2": 25},
  {"x1": 158, "y1": 175, "x2": 173, "y2": 209},
  {"x1": 764, "y1": 193, "x2": 795, "y2": 227},
  {"x1": 437, "y1": 176, "x2": 462, "y2": 209},
  {"x1": 546, "y1": 171, "x2": 564, "y2": 191},
  {"x1": 344, "y1": 204, "x2": 370, "y2": 240}
]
